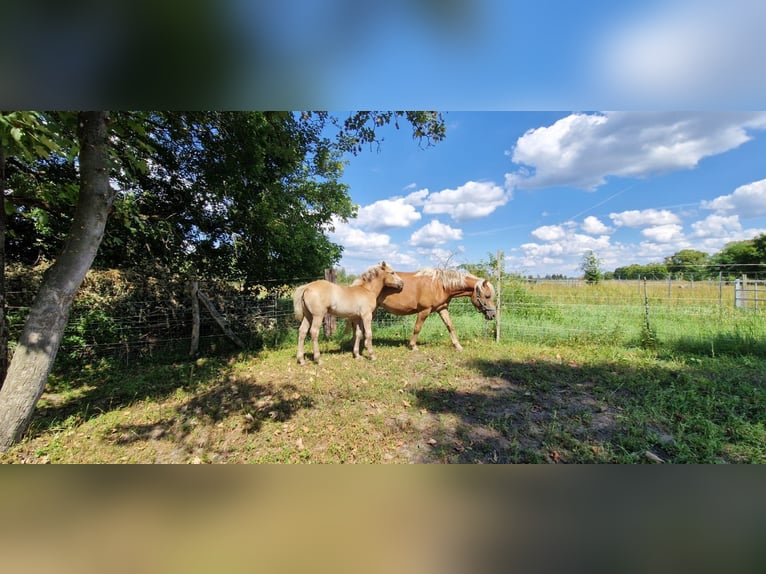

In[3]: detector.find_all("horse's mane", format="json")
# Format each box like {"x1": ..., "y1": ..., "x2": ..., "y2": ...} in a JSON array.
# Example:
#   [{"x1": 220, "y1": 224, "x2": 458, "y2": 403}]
[
  {"x1": 352, "y1": 263, "x2": 389, "y2": 285},
  {"x1": 414, "y1": 267, "x2": 475, "y2": 290}
]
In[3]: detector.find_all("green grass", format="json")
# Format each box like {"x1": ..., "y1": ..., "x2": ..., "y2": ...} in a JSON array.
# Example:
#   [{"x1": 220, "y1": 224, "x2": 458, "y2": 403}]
[{"x1": 3, "y1": 281, "x2": 765, "y2": 464}]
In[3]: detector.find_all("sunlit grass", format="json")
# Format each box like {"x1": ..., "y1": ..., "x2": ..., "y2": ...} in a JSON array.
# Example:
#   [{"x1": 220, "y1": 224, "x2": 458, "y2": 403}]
[{"x1": 2, "y1": 278, "x2": 764, "y2": 464}]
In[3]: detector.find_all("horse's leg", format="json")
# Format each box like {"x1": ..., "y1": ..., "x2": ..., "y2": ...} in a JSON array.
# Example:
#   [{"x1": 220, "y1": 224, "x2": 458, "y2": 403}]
[
  {"x1": 297, "y1": 316, "x2": 310, "y2": 365},
  {"x1": 361, "y1": 314, "x2": 375, "y2": 360},
  {"x1": 409, "y1": 309, "x2": 431, "y2": 351},
  {"x1": 437, "y1": 308, "x2": 464, "y2": 352},
  {"x1": 310, "y1": 314, "x2": 324, "y2": 364},
  {"x1": 352, "y1": 319, "x2": 363, "y2": 359}
]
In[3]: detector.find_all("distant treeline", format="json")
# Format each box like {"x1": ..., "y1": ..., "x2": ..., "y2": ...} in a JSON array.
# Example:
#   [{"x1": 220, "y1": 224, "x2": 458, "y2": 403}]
[{"x1": 608, "y1": 234, "x2": 766, "y2": 281}]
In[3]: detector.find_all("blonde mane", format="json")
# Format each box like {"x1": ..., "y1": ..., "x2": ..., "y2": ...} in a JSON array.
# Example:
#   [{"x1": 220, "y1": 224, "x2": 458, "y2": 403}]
[
  {"x1": 414, "y1": 267, "x2": 474, "y2": 290},
  {"x1": 352, "y1": 262, "x2": 389, "y2": 285}
]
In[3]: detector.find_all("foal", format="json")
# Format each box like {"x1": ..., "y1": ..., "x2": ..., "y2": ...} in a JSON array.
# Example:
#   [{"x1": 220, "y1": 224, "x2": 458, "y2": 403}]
[{"x1": 293, "y1": 262, "x2": 403, "y2": 365}]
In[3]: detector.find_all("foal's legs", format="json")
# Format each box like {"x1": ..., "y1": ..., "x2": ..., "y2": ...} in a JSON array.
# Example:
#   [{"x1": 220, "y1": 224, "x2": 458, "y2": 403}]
[
  {"x1": 437, "y1": 308, "x2": 464, "y2": 351},
  {"x1": 296, "y1": 315, "x2": 311, "y2": 365},
  {"x1": 360, "y1": 313, "x2": 376, "y2": 360},
  {"x1": 351, "y1": 319, "x2": 363, "y2": 359},
  {"x1": 297, "y1": 310, "x2": 325, "y2": 365},
  {"x1": 309, "y1": 314, "x2": 324, "y2": 364}
]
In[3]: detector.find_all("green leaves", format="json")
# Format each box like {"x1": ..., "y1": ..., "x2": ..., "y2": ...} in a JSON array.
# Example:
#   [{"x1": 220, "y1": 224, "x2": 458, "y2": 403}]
[{"x1": 0, "y1": 111, "x2": 62, "y2": 162}]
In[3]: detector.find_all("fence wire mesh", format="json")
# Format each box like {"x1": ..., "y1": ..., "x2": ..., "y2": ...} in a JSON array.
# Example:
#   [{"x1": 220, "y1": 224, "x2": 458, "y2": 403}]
[{"x1": 7, "y1": 271, "x2": 766, "y2": 365}]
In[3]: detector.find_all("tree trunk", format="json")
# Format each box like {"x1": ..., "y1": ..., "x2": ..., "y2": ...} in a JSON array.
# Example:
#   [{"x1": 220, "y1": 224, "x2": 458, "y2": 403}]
[
  {"x1": 0, "y1": 144, "x2": 8, "y2": 387},
  {"x1": 0, "y1": 111, "x2": 113, "y2": 450}
]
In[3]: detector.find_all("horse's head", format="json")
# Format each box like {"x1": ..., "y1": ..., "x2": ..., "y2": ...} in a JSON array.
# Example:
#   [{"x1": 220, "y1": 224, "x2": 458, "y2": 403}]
[
  {"x1": 471, "y1": 278, "x2": 496, "y2": 320},
  {"x1": 379, "y1": 261, "x2": 404, "y2": 291}
]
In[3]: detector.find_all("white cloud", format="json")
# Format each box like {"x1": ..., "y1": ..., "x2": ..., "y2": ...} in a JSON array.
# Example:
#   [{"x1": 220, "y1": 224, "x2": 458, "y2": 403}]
[
  {"x1": 402, "y1": 188, "x2": 429, "y2": 205},
  {"x1": 690, "y1": 214, "x2": 742, "y2": 238},
  {"x1": 595, "y1": 0, "x2": 766, "y2": 107},
  {"x1": 355, "y1": 197, "x2": 421, "y2": 230},
  {"x1": 507, "y1": 112, "x2": 766, "y2": 190},
  {"x1": 422, "y1": 180, "x2": 509, "y2": 222},
  {"x1": 522, "y1": 223, "x2": 612, "y2": 260},
  {"x1": 610, "y1": 209, "x2": 681, "y2": 228},
  {"x1": 701, "y1": 178, "x2": 766, "y2": 217},
  {"x1": 641, "y1": 224, "x2": 684, "y2": 243},
  {"x1": 326, "y1": 217, "x2": 392, "y2": 254},
  {"x1": 581, "y1": 216, "x2": 611, "y2": 235},
  {"x1": 531, "y1": 224, "x2": 569, "y2": 242},
  {"x1": 409, "y1": 219, "x2": 463, "y2": 247}
]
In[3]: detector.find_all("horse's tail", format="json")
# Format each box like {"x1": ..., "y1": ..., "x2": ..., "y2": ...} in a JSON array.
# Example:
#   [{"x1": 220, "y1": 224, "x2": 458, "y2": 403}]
[{"x1": 293, "y1": 285, "x2": 308, "y2": 321}]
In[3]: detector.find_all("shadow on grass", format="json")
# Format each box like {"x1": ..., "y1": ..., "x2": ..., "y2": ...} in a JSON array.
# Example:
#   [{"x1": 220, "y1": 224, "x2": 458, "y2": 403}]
[
  {"x1": 29, "y1": 350, "x2": 309, "y2": 442},
  {"x1": 410, "y1": 353, "x2": 766, "y2": 464},
  {"x1": 411, "y1": 358, "x2": 632, "y2": 464},
  {"x1": 664, "y1": 334, "x2": 766, "y2": 359},
  {"x1": 107, "y1": 378, "x2": 313, "y2": 458}
]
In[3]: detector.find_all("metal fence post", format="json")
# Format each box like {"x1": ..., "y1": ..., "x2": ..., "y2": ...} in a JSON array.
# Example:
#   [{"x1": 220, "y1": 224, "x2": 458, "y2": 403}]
[{"x1": 496, "y1": 249, "x2": 503, "y2": 343}]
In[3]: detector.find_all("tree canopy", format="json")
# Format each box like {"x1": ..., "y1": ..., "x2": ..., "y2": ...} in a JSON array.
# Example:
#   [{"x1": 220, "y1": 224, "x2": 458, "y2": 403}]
[{"x1": 5, "y1": 111, "x2": 446, "y2": 284}]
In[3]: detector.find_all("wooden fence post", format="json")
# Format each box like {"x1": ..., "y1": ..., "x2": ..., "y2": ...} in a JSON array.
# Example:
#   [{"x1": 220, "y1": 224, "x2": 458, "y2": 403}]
[
  {"x1": 323, "y1": 268, "x2": 337, "y2": 337},
  {"x1": 189, "y1": 280, "x2": 200, "y2": 357},
  {"x1": 197, "y1": 289, "x2": 245, "y2": 349}
]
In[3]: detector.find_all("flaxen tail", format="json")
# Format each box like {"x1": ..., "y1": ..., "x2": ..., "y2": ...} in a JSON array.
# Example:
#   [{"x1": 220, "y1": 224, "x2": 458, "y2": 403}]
[{"x1": 293, "y1": 285, "x2": 307, "y2": 321}]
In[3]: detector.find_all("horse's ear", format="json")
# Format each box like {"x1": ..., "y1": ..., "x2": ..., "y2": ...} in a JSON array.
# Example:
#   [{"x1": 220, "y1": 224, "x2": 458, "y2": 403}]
[{"x1": 381, "y1": 261, "x2": 387, "y2": 267}]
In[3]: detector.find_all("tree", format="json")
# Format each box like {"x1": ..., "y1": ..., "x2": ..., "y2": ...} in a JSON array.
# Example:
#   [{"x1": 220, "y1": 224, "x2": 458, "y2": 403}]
[
  {"x1": 710, "y1": 239, "x2": 760, "y2": 279},
  {"x1": 93, "y1": 111, "x2": 446, "y2": 283},
  {"x1": 664, "y1": 249, "x2": 709, "y2": 280},
  {"x1": 0, "y1": 112, "x2": 63, "y2": 385},
  {"x1": 0, "y1": 112, "x2": 114, "y2": 449},
  {"x1": 581, "y1": 250, "x2": 602, "y2": 284},
  {"x1": 0, "y1": 110, "x2": 448, "y2": 449}
]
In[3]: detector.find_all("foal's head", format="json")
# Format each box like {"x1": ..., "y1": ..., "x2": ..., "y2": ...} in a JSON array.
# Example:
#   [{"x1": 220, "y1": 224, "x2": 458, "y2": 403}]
[
  {"x1": 356, "y1": 261, "x2": 404, "y2": 291},
  {"x1": 378, "y1": 261, "x2": 404, "y2": 291}
]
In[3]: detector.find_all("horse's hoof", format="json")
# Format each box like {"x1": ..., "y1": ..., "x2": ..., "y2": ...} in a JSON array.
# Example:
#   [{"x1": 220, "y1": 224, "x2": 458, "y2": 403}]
[
  {"x1": 298, "y1": 358, "x2": 305, "y2": 366},
  {"x1": 455, "y1": 344, "x2": 464, "y2": 352},
  {"x1": 369, "y1": 355, "x2": 376, "y2": 361}
]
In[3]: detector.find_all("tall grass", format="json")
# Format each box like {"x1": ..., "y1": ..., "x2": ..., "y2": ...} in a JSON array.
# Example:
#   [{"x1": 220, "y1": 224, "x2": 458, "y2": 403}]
[{"x1": 369, "y1": 279, "x2": 766, "y2": 358}]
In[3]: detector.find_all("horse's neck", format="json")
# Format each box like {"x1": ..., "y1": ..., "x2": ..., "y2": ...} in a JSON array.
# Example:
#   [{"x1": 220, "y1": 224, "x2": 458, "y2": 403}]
[
  {"x1": 361, "y1": 278, "x2": 385, "y2": 295},
  {"x1": 450, "y1": 275, "x2": 478, "y2": 297}
]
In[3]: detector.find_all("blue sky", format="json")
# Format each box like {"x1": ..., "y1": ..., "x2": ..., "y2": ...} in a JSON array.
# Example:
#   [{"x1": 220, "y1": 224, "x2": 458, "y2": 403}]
[
  {"x1": 327, "y1": 112, "x2": 766, "y2": 276},
  {"x1": 227, "y1": 0, "x2": 766, "y2": 109},
  {"x1": 300, "y1": 0, "x2": 766, "y2": 276}
]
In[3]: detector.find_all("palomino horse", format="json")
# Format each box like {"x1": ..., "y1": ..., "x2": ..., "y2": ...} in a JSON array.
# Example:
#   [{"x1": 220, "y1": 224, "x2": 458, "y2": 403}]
[
  {"x1": 293, "y1": 262, "x2": 403, "y2": 365},
  {"x1": 371, "y1": 268, "x2": 496, "y2": 351}
]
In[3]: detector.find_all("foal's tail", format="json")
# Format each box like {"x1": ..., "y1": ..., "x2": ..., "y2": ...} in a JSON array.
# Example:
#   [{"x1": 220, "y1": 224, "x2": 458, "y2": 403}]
[{"x1": 293, "y1": 285, "x2": 308, "y2": 321}]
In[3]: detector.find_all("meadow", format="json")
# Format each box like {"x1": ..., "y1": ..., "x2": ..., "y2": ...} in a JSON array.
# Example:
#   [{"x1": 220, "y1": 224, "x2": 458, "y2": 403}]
[{"x1": 2, "y1": 279, "x2": 764, "y2": 464}]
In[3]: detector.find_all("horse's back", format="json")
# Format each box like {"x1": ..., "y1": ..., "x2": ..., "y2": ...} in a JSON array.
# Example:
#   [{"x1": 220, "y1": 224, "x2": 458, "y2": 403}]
[
  {"x1": 301, "y1": 280, "x2": 374, "y2": 318},
  {"x1": 378, "y1": 271, "x2": 444, "y2": 314}
]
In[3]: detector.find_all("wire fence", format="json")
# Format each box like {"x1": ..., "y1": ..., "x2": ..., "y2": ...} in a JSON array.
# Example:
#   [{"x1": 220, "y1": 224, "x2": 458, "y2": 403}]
[{"x1": 7, "y1": 269, "x2": 766, "y2": 366}]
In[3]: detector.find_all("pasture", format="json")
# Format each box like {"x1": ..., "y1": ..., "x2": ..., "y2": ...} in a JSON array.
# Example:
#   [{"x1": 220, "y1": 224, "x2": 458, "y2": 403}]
[{"x1": 3, "y1": 278, "x2": 765, "y2": 464}]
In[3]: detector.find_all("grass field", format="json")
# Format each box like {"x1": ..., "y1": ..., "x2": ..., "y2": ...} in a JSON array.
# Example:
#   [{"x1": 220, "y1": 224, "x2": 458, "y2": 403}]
[{"x1": 2, "y1": 279, "x2": 764, "y2": 464}]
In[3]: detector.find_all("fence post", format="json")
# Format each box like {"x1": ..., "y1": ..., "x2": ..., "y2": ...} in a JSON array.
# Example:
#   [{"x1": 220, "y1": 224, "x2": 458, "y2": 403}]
[
  {"x1": 718, "y1": 272, "x2": 722, "y2": 310},
  {"x1": 735, "y1": 276, "x2": 744, "y2": 309},
  {"x1": 495, "y1": 249, "x2": 503, "y2": 343},
  {"x1": 323, "y1": 268, "x2": 337, "y2": 337},
  {"x1": 189, "y1": 280, "x2": 200, "y2": 357}
]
